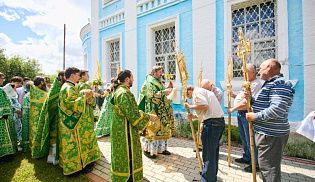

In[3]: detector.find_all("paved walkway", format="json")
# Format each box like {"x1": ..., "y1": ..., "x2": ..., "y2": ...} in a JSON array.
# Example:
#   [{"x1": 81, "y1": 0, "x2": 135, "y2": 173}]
[{"x1": 88, "y1": 137, "x2": 315, "y2": 182}]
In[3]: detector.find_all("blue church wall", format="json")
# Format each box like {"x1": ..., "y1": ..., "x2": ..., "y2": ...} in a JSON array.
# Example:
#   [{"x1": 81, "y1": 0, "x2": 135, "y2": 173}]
[
  {"x1": 99, "y1": 0, "x2": 124, "y2": 19},
  {"x1": 136, "y1": 0, "x2": 192, "y2": 98},
  {"x1": 287, "y1": 0, "x2": 304, "y2": 122},
  {"x1": 215, "y1": 0, "x2": 229, "y2": 115},
  {"x1": 82, "y1": 0, "x2": 307, "y2": 122},
  {"x1": 216, "y1": 0, "x2": 224, "y2": 88},
  {"x1": 99, "y1": 23, "x2": 125, "y2": 80}
]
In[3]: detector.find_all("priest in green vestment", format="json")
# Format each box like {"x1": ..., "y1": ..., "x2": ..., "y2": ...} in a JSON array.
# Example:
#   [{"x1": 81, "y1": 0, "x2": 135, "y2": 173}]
[
  {"x1": 138, "y1": 66, "x2": 175, "y2": 159},
  {"x1": 58, "y1": 67, "x2": 101, "y2": 175},
  {"x1": 29, "y1": 77, "x2": 48, "y2": 158},
  {"x1": 45, "y1": 71, "x2": 65, "y2": 164},
  {"x1": 0, "y1": 86, "x2": 17, "y2": 158},
  {"x1": 31, "y1": 71, "x2": 65, "y2": 164},
  {"x1": 77, "y1": 70, "x2": 92, "y2": 90},
  {"x1": 109, "y1": 70, "x2": 157, "y2": 182},
  {"x1": 94, "y1": 91, "x2": 111, "y2": 138},
  {"x1": 21, "y1": 82, "x2": 32, "y2": 152},
  {"x1": 77, "y1": 70, "x2": 94, "y2": 123}
]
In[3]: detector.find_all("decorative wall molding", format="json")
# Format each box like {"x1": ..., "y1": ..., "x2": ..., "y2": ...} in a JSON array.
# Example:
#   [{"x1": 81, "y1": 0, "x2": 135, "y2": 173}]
[
  {"x1": 99, "y1": 10, "x2": 125, "y2": 29},
  {"x1": 103, "y1": 0, "x2": 119, "y2": 8},
  {"x1": 137, "y1": 0, "x2": 184, "y2": 16},
  {"x1": 80, "y1": 23, "x2": 91, "y2": 41}
]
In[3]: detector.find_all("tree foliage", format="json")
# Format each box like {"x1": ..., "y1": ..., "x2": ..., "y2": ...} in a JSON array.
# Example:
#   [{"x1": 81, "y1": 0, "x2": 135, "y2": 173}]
[{"x1": 0, "y1": 49, "x2": 41, "y2": 84}]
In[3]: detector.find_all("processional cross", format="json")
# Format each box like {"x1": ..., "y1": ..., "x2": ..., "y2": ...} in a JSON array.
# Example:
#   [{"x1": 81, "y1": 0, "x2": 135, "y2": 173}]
[
  {"x1": 175, "y1": 47, "x2": 203, "y2": 172},
  {"x1": 236, "y1": 27, "x2": 257, "y2": 182}
]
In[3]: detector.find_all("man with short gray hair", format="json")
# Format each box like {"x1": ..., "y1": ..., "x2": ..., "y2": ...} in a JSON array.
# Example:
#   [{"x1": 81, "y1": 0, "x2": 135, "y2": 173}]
[
  {"x1": 246, "y1": 59, "x2": 294, "y2": 182},
  {"x1": 228, "y1": 64, "x2": 261, "y2": 172}
]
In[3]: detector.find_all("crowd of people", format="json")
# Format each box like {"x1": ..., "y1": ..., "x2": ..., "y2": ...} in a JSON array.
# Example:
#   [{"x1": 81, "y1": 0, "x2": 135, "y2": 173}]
[{"x1": 0, "y1": 58, "x2": 296, "y2": 182}]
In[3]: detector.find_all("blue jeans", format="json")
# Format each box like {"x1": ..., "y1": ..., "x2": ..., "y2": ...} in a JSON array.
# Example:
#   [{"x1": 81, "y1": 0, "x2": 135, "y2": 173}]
[
  {"x1": 201, "y1": 118, "x2": 225, "y2": 182},
  {"x1": 237, "y1": 111, "x2": 258, "y2": 163}
]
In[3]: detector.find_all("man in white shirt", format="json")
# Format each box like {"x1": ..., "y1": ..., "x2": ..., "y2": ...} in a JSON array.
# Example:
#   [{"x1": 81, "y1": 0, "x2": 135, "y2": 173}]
[
  {"x1": 228, "y1": 64, "x2": 262, "y2": 173},
  {"x1": 185, "y1": 79, "x2": 225, "y2": 182}
]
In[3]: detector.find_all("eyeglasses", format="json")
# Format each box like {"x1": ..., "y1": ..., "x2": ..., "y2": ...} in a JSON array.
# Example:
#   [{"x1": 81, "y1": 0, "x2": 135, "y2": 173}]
[{"x1": 0, "y1": 77, "x2": 5, "y2": 80}]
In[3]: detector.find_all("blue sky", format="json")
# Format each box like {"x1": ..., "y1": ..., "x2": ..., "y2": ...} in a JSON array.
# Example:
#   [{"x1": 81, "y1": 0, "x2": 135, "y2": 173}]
[
  {"x1": 0, "y1": 0, "x2": 90, "y2": 74},
  {"x1": 0, "y1": 6, "x2": 41, "y2": 43}
]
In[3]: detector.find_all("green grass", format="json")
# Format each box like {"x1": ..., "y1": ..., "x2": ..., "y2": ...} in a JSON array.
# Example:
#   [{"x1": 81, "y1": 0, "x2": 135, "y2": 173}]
[
  {"x1": 221, "y1": 125, "x2": 242, "y2": 146},
  {"x1": 284, "y1": 133, "x2": 315, "y2": 160},
  {"x1": 0, "y1": 153, "x2": 91, "y2": 182},
  {"x1": 172, "y1": 120, "x2": 197, "y2": 139}
]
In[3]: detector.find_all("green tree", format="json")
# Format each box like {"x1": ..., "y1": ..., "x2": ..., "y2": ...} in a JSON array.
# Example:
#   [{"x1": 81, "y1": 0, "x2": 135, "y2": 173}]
[{"x1": 0, "y1": 49, "x2": 41, "y2": 84}]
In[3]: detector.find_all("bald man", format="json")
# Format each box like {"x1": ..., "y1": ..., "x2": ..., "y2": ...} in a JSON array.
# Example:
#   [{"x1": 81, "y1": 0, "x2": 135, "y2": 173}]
[
  {"x1": 228, "y1": 64, "x2": 262, "y2": 172},
  {"x1": 185, "y1": 79, "x2": 225, "y2": 182},
  {"x1": 246, "y1": 59, "x2": 294, "y2": 182}
]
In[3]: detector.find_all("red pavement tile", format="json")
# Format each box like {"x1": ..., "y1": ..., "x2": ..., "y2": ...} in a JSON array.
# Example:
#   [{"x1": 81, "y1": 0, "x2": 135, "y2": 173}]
[{"x1": 86, "y1": 172, "x2": 108, "y2": 182}]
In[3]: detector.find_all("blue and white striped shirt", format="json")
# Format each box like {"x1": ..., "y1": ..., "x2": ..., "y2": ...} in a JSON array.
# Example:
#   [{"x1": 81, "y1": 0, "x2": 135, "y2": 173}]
[{"x1": 252, "y1": 74, "x2": 295, "y2": 136}]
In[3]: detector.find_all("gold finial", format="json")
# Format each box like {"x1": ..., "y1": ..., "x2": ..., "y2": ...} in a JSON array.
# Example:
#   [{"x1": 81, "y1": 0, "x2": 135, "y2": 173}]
[
  {"x1": 236, "y1": 27, "x2": 251, "y2": 61},
  {"x1": 236, "y1": 27, "x2": 251, "y2": 81},
  {"x1": 96, "y1": 61, "x2": 101, "y2": 80},
  {"x1": 92, "y1": 61, "x2": 103, "y2": 86}
]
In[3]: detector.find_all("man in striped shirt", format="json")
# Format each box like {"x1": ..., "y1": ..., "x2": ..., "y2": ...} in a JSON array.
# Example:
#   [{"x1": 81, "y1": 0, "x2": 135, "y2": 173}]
[{"x1": 246, "y1": 59, "x2": 295, "y2": 182}]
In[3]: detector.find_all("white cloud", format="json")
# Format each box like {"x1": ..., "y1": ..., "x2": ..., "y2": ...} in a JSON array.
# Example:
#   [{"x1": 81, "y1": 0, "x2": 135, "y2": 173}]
[
  {"x1": 0, "y1": 8, "x2": 20, "y2": 21},
  {"x1": 0, "y1": 32, "x2": 11, "y2": 45},
  {"x1": 0, "y1": 0, "x2": 90, "y2": 74}
]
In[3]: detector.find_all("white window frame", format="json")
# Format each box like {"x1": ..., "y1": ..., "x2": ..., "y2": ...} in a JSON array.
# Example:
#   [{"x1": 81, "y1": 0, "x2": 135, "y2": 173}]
[
  {"x1": 232, "y1": 0, "x2": 278, "y2": 78},
  {"x1": 221, "y1": 0, "x2": 288, "y2": 107},
  {"x1": 103, "y1": 33, "x2": 122, "y2": 82},
  {"x1": 146, "y1": 16, "x2": 181, "y2": 104},
  {"x1": 223, "y1": 0, "x2": 288, "y2": 91},
  {"x1": 147, "y1": 16, "x2": 180, "y2": 84}
]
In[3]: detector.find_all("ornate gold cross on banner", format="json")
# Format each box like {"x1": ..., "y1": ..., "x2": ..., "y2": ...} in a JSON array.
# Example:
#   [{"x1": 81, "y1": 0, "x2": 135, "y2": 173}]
[
  {"x1": 236, "y1": 27, "x2": 257, "y2": 182},
  {"x1": 236, "y1": 27, "x2": 251, "y2": 83}
]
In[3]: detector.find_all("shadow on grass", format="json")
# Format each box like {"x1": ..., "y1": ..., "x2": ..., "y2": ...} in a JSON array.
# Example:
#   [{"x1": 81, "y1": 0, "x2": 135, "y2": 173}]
[
  {"x1": 0, "y1": 154, "x2": 21, "y2": 182},
  {"x1": 0, "y1": 152, "x2": 91, "y2": 182}
]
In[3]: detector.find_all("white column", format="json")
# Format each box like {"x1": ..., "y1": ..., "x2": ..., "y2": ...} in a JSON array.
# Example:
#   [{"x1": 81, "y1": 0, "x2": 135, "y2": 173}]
[
  {"x1": 91, "y1": 0, "x2": 99, "y2": 79},
  {"x1": 277, "y1": 0, "x2": 289, "y2": 79},
  {"x1": 125, "y1": 0, "x2": 138, "y2": 95},
  {"x1": 303, "y1": 0, "x2": 315, "y2": 115},
  {"x1": 192, "y1": 0, "x2": 216, "y2": 85}
]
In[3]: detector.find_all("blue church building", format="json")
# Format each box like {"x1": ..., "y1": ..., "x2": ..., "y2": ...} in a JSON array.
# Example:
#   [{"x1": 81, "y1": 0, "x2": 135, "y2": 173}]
[{"x1": 80, "y1": 0, "x2": 315, "y2": 128}]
